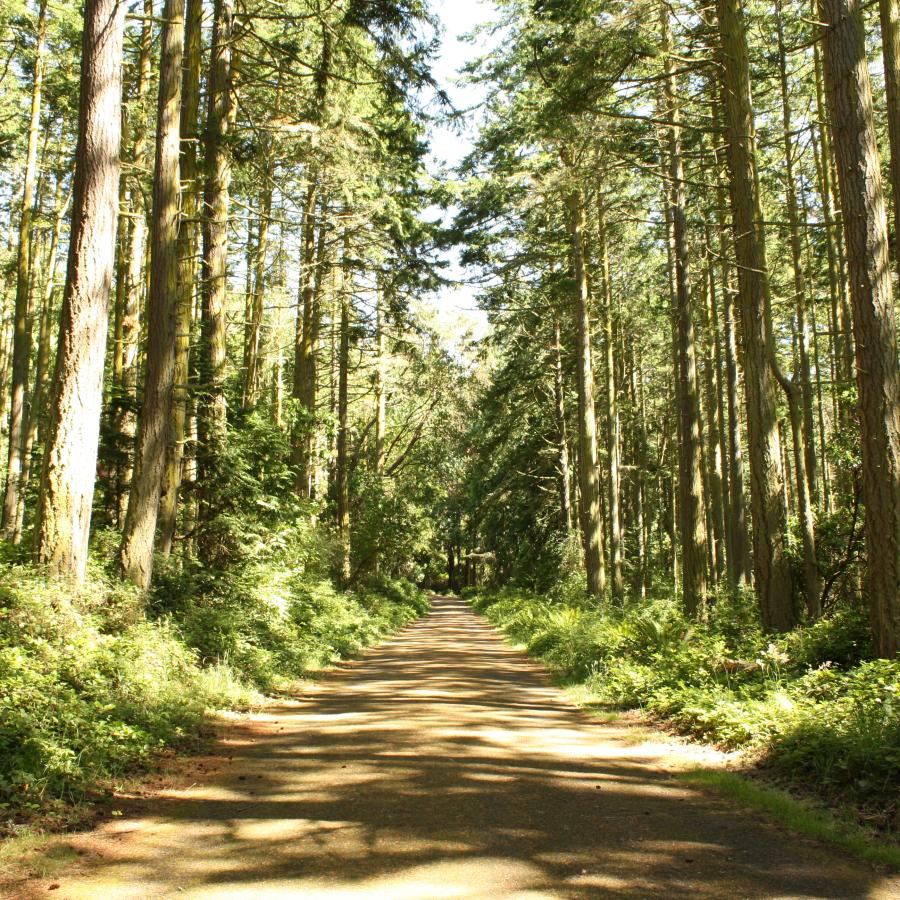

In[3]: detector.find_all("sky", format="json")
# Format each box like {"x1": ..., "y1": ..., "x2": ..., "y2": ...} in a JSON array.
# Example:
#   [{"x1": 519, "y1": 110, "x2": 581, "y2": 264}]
[{"x1": 419, "y1": 0, "x2": 498, "y2": 353}]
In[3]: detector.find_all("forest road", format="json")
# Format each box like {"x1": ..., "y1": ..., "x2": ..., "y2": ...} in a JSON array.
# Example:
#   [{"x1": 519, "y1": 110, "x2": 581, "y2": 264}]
[{"x1": 11, "y1": 595, "x2": 900, "y2": 899}]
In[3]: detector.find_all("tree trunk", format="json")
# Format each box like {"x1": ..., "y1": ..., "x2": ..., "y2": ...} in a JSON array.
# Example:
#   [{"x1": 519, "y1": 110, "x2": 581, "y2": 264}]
[
  {"x1": 158, "y1": 0, "x2": 201, "y2": 557},
  {"x1": 819, "y1": 0, "x2": 900, "y2": 655},
  {"x1": 293, "y1": 177, "x2": 319, "y2": 494},
  {"x1": 552, "y1": 317, "x2": 572, "y2": 531},
  {"x1": 561, "y1": 156, "x2": 605, "y2": 599},
  {"x1": 878, "y1": 0, "x2": 900, "y2": 289},
  {"x1": 777, "y1": 6, "x2": 818, "y2": 502},
  {"x1": 336, "y1": 236, "x2": 351, "y2": 585},
  {"x1": 703, "y1": 227, "x2": 727, "y2": 584},
  {"x1": 118, "y1": 0, "x2": 184, "y2": 588},
  {"x1": 374, "y1": 281, "x2": 387, "y2": 473},
  {"x1": 34, "y1": 0, "x2": 125, "y2": 580},
  {"x1": 716, "y1": 0, "x2": 796, "y2": 629},
  {"x1": 662, "y1": 8, "x2": 708, "y2": 615},
  {"x1": 114, "y1": 0, "x2": 153, "y2": 524},
  {"x1": 196, "y1": 0, "x2": 233, "y2": 559},
  {"x1": 597, "y1": 186, "x2": 624, "y2": 603},
  {"x1": 3, "y1": 0, "x2": 47, "y2": 538}
]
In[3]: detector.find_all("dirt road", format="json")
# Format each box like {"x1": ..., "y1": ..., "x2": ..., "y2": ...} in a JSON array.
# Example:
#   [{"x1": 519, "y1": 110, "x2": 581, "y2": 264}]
[{"x1": 12, "y1": 596, "x2": 899, "y2": 898}]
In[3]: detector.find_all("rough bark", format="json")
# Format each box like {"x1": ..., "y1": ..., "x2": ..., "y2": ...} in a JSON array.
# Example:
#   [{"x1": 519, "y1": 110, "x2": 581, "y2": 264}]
[
  {"x1": 243, "y1": 178, "x2": 272, "y2": 409},
  {"x1": 597, "y1": 186, "x2": 624, "y2": 603},
  {"x1": 552, "y1": 317, "x2": 572, "y2": 532},
  {"x1": 716, "y1": 0, "x2": 796, "y2": 630},
  {"x1": 878, "y1": 0, "x2": 900, "y2": 289},
  {"x1": 336, "y1": 236, "x2": 351, "y2": 585},
  {"x1": 119, "y1": 0, "x2": 184, "y2": 588},
  {"x1": 114, "y1": 0, "x2": 153, "y2": 523},
  {"x1": 197, "y1": 0, "x2": 233, "y2": 556},
  {"x1": 158, "y1": 0, "x2": 202, "y2": 556},
  {"x1": 34, "y1": 0, "x2": 125, "y2": 579},
  {"x1": 3, "y1": 0, "x2": 47, "y2": 537},
  {"x1": 819, "y1": 0, "x2": 900, "y2": 655},
  {"x1": 662, "y1": 8, "x2": 707, "y2": 615},
  {"x1": 374, "y1": 282, "x2": 387, "y2": 474},
  {"x1": 561, "y1": 155, "x2": 605, "y2": 599}
]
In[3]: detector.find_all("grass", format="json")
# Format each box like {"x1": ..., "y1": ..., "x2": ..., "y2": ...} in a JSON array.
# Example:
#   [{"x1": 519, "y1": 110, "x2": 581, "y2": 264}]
[{"x1": 679, "y1": 768, "x2": 900, "y2": 869}]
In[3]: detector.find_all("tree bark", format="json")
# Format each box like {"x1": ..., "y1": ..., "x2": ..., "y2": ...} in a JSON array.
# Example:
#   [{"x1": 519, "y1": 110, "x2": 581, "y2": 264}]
[
  {"x1": 197, "y1": 0, "x2": 233, "y2": 558},
  {"x1": 878, "y1": 0, "x2": 900, "y2": 289},
  {"x1": 114, "y1": 0, "x2": 153, "y2": 524},
  {"x1": 597, "y1": 185, "x2": 624, "y2": 603},
  {"x1": 662, "y1": 8, "x2": 707, "y2": 615},
  {"x1": 158, "y1": 0, "x2": 202, "y2": 557},
  {"x1": 716, "y1": 0, "x2": 796, "y2": 629},
  {"x1": 34, "y1": 0, "x2": 125, "y2": 579},
  {"x1": 3, "y1": 0, "x2": 47, "y2": 537},
  {"x1": 819, "y1": 0, "x2": 900, "y2": 655},
  {"x1": 118, "y1": 0, "x2": 184, "y2": 587},
  {"x1": 336, "y1": 235, "x2": 351, "y2": 585},
  {"x1": 561, "y1": 154, "x2": 605, "y2": 599},
  {"x1": 552, "y1": 317, "x2": 572, "y2": 532}
]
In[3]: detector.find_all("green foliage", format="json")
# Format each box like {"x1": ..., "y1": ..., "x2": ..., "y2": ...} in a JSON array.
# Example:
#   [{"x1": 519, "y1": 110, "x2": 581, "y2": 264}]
[
  {"x1": 0, "y1": 563, "x2": 258, "y2": 817},
  {"x1": 475, "y1": 588, "x2": 899, "y2": 822},
  {"x1": 0, "y1": 551, "x2": 427, "y2": 823}
]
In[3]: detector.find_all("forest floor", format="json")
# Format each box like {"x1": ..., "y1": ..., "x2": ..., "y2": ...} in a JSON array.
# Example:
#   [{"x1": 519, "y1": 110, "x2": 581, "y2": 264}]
[{"x1": 3, "y1": 596, "x2": 898, "y2": 899}]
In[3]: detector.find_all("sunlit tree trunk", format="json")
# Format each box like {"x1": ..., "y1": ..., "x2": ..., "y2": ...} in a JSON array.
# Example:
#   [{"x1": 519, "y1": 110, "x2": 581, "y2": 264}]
[
  {"x1": 561, "y1": 154, "x2": 605, "y2": 599},
  {"x1": 596, "y1": 186, "x2": 623, "y2": 603},
  {"x1": 777, "y1": 6, "x2": 818, "y2": 502},
  {"x1": 716, "y1": 0, "x2": 795, "y2": 630},
  {"x1": 878, "y1": 0, "x2": 900, "y2": 288},
  {"x1": 243, "y1": 177, "x2": 272, "y2": 409},
  {"x1": 34, "y1": 0, "x2": 125, "y2": 579},
  {"x1": 119, "y1": 0, "x2": 185, "y2": 587},
  {"x1": 293, "y1": 178, "x2": 319, "y2": 494},
  {"x1": 197, "y1": 0, "x2": 233, "y2": 559},
  {"x1": 552, "y1": 317, "x2": 572, "y2": 532},
  {"x1": 374, "y1": 281, "x2": 387, "y2": 473},
  {"x1": 3, "y1": 0, "x2": 47, "y2": 538},
  {"x1": 114, "y1": 0, "x2": 153, "y2": 524},
  {"x1": 819, "y1": 0, "x2": 900, "y2": 655},
  {"x1": 158, "y1": 0, "x2": 201, "y2": 557},
  {"x1": 662, "y1": 7, "x2": 707, "y2": 615},
  {"x1": 336, "y1": 234, "x2": 351, "y2": 585}
]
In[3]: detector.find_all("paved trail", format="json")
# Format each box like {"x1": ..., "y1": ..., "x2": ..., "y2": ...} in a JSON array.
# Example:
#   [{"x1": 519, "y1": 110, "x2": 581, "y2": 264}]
[{"x1": 14, "y1": 597, "x2": 899, "y2": 899}]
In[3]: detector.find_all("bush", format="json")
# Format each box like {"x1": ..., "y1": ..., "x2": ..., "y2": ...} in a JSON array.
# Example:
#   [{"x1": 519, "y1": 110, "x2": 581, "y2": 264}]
[
  {"x1": 0, "y1": 553, "x2": 428, "y2": 822},
  {"x1": 473, "y1": 587, "x2": 899, "y2": 820}
]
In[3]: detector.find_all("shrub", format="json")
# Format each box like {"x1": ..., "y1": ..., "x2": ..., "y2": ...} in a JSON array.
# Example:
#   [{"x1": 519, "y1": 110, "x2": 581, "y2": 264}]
[
  {"x1": 0, "y1": 554, "x2": 427, "y2": 822},
  {"x1": 473, "y1": 587, "x2": 899, "y2": 820}
]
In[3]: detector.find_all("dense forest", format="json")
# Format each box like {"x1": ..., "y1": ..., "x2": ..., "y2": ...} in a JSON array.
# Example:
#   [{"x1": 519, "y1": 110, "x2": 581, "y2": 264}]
[{"x1": 1, "y1": 0, "x2": 900, "y2": 856}]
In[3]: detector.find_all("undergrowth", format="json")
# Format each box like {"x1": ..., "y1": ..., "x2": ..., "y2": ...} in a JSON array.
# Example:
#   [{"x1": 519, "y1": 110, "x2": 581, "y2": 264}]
[
  {"x1": 0, "y1": 533, "x2": 428, "y2": 828},
  {"x1": 472, "y1": 586, "x2": 899, "y2": 833}
]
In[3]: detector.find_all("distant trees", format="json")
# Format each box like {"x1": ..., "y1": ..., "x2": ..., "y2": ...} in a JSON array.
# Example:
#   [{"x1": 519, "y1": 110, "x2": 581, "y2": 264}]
[
  {"x1": 4, "y1": 0, "x2": 900, "y2": 659},
  {"x1": 0, "y1": 0, "x2": 453, "y2": 592},
  {"x1": 453, "y1": 0, "x2": 900, "y2": 657}
]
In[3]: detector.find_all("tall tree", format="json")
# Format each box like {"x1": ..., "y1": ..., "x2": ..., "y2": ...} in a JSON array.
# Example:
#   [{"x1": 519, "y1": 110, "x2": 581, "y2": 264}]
[
  {"x1": 2, "y1": 0, "x2": 48, "y2": 538},
  {"x1": 562, "y1": 154, "x2": 605, "y2": 599},
  {"x1": 715, "y1": 0, "x2": 795, "y2": 630},
  {"x1": 196, "y1": 0, "x2": 234, "y2": 557},
  {"x1": 119, "y1": 0, "x2": 185, "y2": 587},
  {"x1": 661, "y1": 7, "x2": 707, "y2": 615},
  {"x1": 819, "y1": 0, "x2": 900, "y2": 655},
  {"x1": 34, "y1": 0, "x2": 126, "y2": 579}
]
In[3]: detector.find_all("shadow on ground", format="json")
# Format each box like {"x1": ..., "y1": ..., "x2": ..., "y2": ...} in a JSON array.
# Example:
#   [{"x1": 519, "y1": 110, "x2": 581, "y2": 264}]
[{"x1": 12, "y1": 597, "x2": 898, "y2": 899}]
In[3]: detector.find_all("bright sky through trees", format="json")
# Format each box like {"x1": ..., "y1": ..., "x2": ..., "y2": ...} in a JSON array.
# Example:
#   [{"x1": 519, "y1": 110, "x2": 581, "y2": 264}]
[{"x1": 423, "y1": 0, "x2": 496, "y2": 350}]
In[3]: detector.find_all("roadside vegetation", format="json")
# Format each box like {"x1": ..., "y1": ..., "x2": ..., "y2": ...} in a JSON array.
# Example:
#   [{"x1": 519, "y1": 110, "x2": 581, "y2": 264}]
[
  {"x1": 472, "y1": 587, "x2": 899, "y2": 836},
  {"x1": 0, "y1": 532, "x2": 427, "y2": 830}
]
